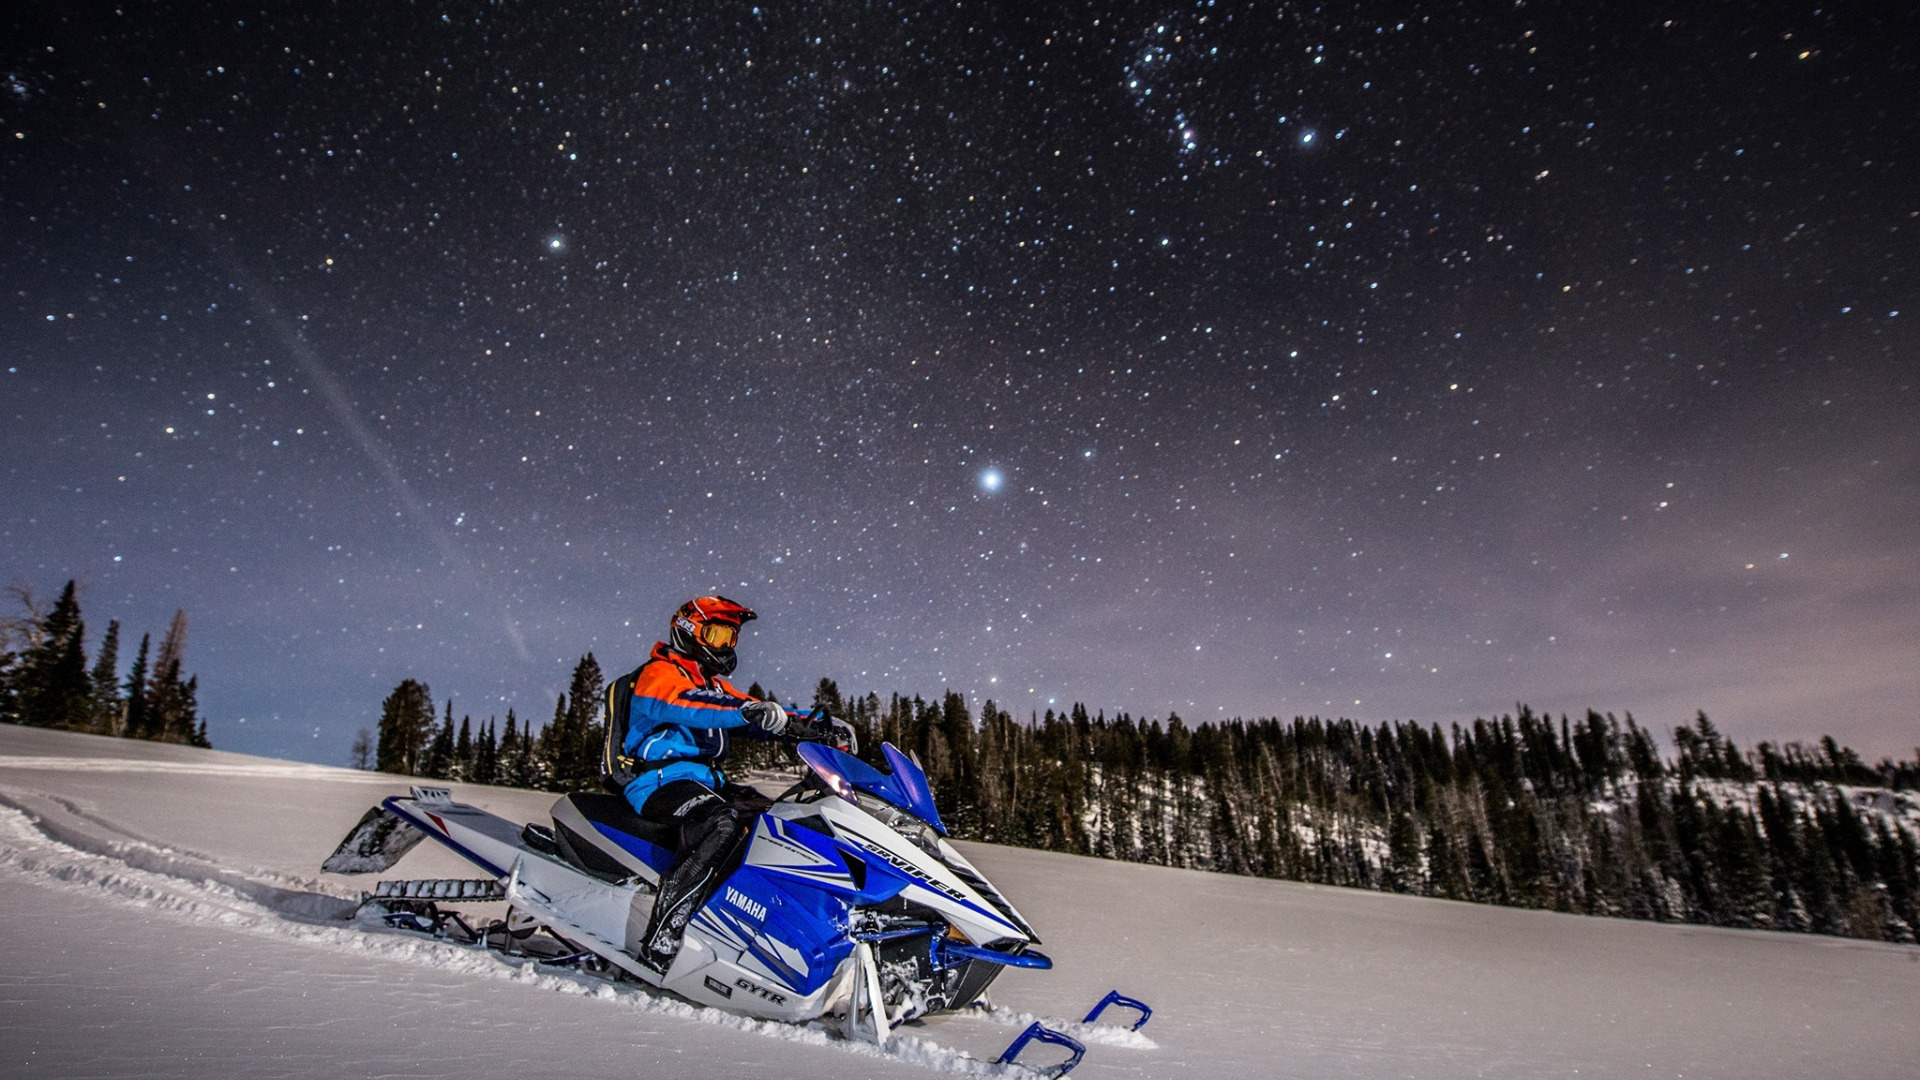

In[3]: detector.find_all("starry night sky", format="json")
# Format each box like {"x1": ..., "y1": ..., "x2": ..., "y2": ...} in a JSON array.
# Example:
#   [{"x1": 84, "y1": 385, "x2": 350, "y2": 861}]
[{"x1": 4, "y1": 1, "x2": 1916, "y2": 764}]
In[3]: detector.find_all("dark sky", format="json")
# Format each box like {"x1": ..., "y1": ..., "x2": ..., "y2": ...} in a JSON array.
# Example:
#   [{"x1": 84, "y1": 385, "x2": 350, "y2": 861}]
[{"x1": 4, "y1": 1, "x2": 1915, "y2": 764}]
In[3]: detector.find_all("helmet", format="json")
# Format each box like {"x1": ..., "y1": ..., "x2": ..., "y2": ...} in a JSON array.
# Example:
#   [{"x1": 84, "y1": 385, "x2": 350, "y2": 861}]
[{"x1": 667, "y1": 595, "x2": 757, "y2": 677}]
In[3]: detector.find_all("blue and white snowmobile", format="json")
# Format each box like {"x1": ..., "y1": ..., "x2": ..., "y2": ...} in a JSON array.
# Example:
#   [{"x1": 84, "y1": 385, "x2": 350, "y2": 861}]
[{"x1": 323, "y1": 740, "x2": 1147, "y2": 1075}]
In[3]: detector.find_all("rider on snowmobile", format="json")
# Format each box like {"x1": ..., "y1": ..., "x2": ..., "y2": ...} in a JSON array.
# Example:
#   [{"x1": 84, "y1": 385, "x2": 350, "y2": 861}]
[{"x1": 607, "y1": 595, "x2": 853, "y2": 972}]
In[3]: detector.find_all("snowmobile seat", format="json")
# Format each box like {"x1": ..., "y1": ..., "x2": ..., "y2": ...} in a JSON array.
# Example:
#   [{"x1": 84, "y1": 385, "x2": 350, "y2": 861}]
[{"x1": 550, "y1": 791, "x2": 679, "y2": 881}]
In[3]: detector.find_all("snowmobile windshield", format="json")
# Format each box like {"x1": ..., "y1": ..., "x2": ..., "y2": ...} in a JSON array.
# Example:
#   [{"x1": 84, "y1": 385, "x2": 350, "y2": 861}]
[{"x1": 796, "y1": 741, "x2": 949, "y2": 836}]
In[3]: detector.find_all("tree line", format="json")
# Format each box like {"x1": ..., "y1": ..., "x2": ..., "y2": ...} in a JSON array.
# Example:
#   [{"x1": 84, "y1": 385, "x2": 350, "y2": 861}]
[
  {"x1": 363, "y1": 653, "x2": 614, "y2": 790},
  {"x1": 853, "y1": 691, "x2": 1920, "y2": 945},
  {"x1": 0, "y1": 580, "x2": 208, "y2": 746},
  {"x1": 371, "y1": 659, "x2": 1920, "y2": 945}
]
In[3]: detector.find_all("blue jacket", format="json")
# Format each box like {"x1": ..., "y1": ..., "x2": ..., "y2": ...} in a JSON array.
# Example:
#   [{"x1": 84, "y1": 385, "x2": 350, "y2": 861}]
[{"x1": 621, "y1": 643, "x2": 760, "y2": 810}]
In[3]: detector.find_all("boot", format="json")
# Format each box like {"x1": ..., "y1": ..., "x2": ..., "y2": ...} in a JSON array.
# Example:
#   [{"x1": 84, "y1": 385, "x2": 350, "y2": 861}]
[{"x1": 637, "y1": 805, "x2": 751, "y2": 972}]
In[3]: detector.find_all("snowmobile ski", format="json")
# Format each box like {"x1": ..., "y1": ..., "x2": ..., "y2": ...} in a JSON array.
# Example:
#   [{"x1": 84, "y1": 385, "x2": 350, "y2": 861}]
[
  {"x1": 1082, "y1": 989, "x2": 1153, "y2": 1030},
  {"x1": 994, "y1": 1020, "x2": 1086, "y2": 1077}
]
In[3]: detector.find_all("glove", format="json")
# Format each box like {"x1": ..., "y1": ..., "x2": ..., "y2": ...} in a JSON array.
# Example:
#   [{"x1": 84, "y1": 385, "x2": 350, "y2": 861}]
[{"x1": 740, "y1": 699, "x2": 788, "y2": 734}]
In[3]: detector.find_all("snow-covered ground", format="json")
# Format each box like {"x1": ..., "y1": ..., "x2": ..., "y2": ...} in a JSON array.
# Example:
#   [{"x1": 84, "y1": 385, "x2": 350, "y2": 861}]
[{"x1": 2, "y1": 724, "x2": 1915, "y2": 1079}]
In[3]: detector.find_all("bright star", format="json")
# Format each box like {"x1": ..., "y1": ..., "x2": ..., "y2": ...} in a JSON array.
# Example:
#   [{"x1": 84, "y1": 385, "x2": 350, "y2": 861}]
[
  {"x1": 547, "y1": 235, "x2": 566, "y2": 252},
  {"x1": 981, "y1": 469, "x2": 1003, "y2": 493}
]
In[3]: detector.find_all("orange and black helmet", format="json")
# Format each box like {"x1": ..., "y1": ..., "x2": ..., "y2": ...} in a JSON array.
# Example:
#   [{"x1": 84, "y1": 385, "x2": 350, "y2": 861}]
[{"x1": 668, "y1": 595, "x2": 756, "y2": 676}]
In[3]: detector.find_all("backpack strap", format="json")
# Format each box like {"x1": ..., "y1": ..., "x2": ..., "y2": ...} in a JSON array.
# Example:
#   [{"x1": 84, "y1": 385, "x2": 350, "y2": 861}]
[{"x1": 601, "y1": 664, "x2": 645, "y2": 794}]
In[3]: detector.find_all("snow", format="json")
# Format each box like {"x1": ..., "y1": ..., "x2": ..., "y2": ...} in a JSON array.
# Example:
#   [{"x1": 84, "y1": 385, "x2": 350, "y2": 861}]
[{"x1": 2, "y1": 724, "x2": 1916, "y2": 1079}]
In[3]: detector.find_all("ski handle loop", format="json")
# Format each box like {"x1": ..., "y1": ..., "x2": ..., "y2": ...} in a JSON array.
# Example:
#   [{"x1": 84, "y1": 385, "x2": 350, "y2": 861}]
[
  {"x1": 994, "y1": 1021, "x2": 1086, "y2": 1078},
  {"x1": 1082, "y1": 989, "x2": 1153, "y2": 1030}
]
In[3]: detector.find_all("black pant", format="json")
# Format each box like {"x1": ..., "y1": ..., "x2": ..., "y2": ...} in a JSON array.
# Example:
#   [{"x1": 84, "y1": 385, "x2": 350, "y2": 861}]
[{"x1": 637, "y1": 778, "x2": 771, "y2": 965}]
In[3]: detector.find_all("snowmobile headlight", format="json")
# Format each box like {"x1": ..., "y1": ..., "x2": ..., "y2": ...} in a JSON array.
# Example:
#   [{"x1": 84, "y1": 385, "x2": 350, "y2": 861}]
[
  {"x1": 913, "y1": 824, "x2": 944, "y2": 857},
  {"x1": 806, "y1": 752, "x2": 861, "y2": 804}
]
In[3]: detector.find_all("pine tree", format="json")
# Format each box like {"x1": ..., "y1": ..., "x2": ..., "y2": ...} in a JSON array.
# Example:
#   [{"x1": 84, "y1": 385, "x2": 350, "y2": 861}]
[
  {"x1": 43, "y1": 582, "x2": 91, "y2": 729},
  {"x1": 498, "y1": 708, "x2": 537, "y2": 788},
  {"x1": 937, "y1": 691, "x2": 977, "y2": 828},
  {"x1": 536, "y1": 693, "x2": 569, "y2": 788},
  {"x1": 421, "y1": 702, "x2": 455, "y2": 779},
  {"x1": 533, "y1": 654, "x2": 607, "y2": 790},
  {"x1": 496, "y1": 713, "x2": 521, "y2": 782},
  {"x1": 88, "y1": 619, "x2": 123, "y2": 734},
  {"x1": 375, "y1": 680, "x2": 435, "y2": 775},
  {"x1": 454, "y1": 715, "x2": 474, "y2": 780},
  {"x1": 179, "y1": 676, "x2": 204, "y2": 746},
  {"x1": 563, "y1": 653, "x2": 606, "y2": 787},
  {"x1": 123, "y1": 633, "x2": 151, "y2": 738},
  {"x1": 511, "y1": 708, "x2": 539, "y2": 788},
  {"x1": 1387, "y1": 809, "x2": 1423, "y2": 893},
  {"x1": 813, "y1": 677, "x2": 845, "y2": 717},
  {"x1": 8, "y1": 580, "x2": 91, "y2": 729},
  {"x1": 472, "y1": 719, "x2": 498, "y2": 785},
  {"x1": 1711, "y1": 804, "x2": 1773, "y2": 927},
  {"x1": 1425, "y1": 822, "x2": 1466, "y2": 898},
  {"x1": 147, "y1": 610, "x2": 199, "y2": 743}
]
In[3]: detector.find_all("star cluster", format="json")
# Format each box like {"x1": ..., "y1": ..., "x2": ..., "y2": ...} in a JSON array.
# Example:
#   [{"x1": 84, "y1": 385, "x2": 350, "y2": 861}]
[{"x1": 3, "y1": 1, "x2": 1915, "y2": 761}]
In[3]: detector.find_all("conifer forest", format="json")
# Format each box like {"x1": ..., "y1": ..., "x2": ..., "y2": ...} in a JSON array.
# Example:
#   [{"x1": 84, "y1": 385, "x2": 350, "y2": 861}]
[{"x1": 373, "y1": 654, "x2": 1920, "y2": 947}]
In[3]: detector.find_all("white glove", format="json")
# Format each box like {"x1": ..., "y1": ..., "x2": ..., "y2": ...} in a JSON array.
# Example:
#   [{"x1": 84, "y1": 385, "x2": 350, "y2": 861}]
[{"x1": 740, "y1": 700, "x2": 788, "y2": 734}]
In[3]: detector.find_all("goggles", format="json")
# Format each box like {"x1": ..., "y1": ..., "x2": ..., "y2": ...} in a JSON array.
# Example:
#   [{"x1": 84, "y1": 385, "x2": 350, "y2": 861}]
[{"x1": 696, "y1": 621, "x2": 740, "y2": 649}]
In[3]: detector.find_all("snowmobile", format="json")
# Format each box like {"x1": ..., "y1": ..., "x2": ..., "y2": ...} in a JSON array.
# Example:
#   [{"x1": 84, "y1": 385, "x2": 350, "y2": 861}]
[{"x1": 323, "y1": 739, "x2": 1148, "y2": 1075}]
